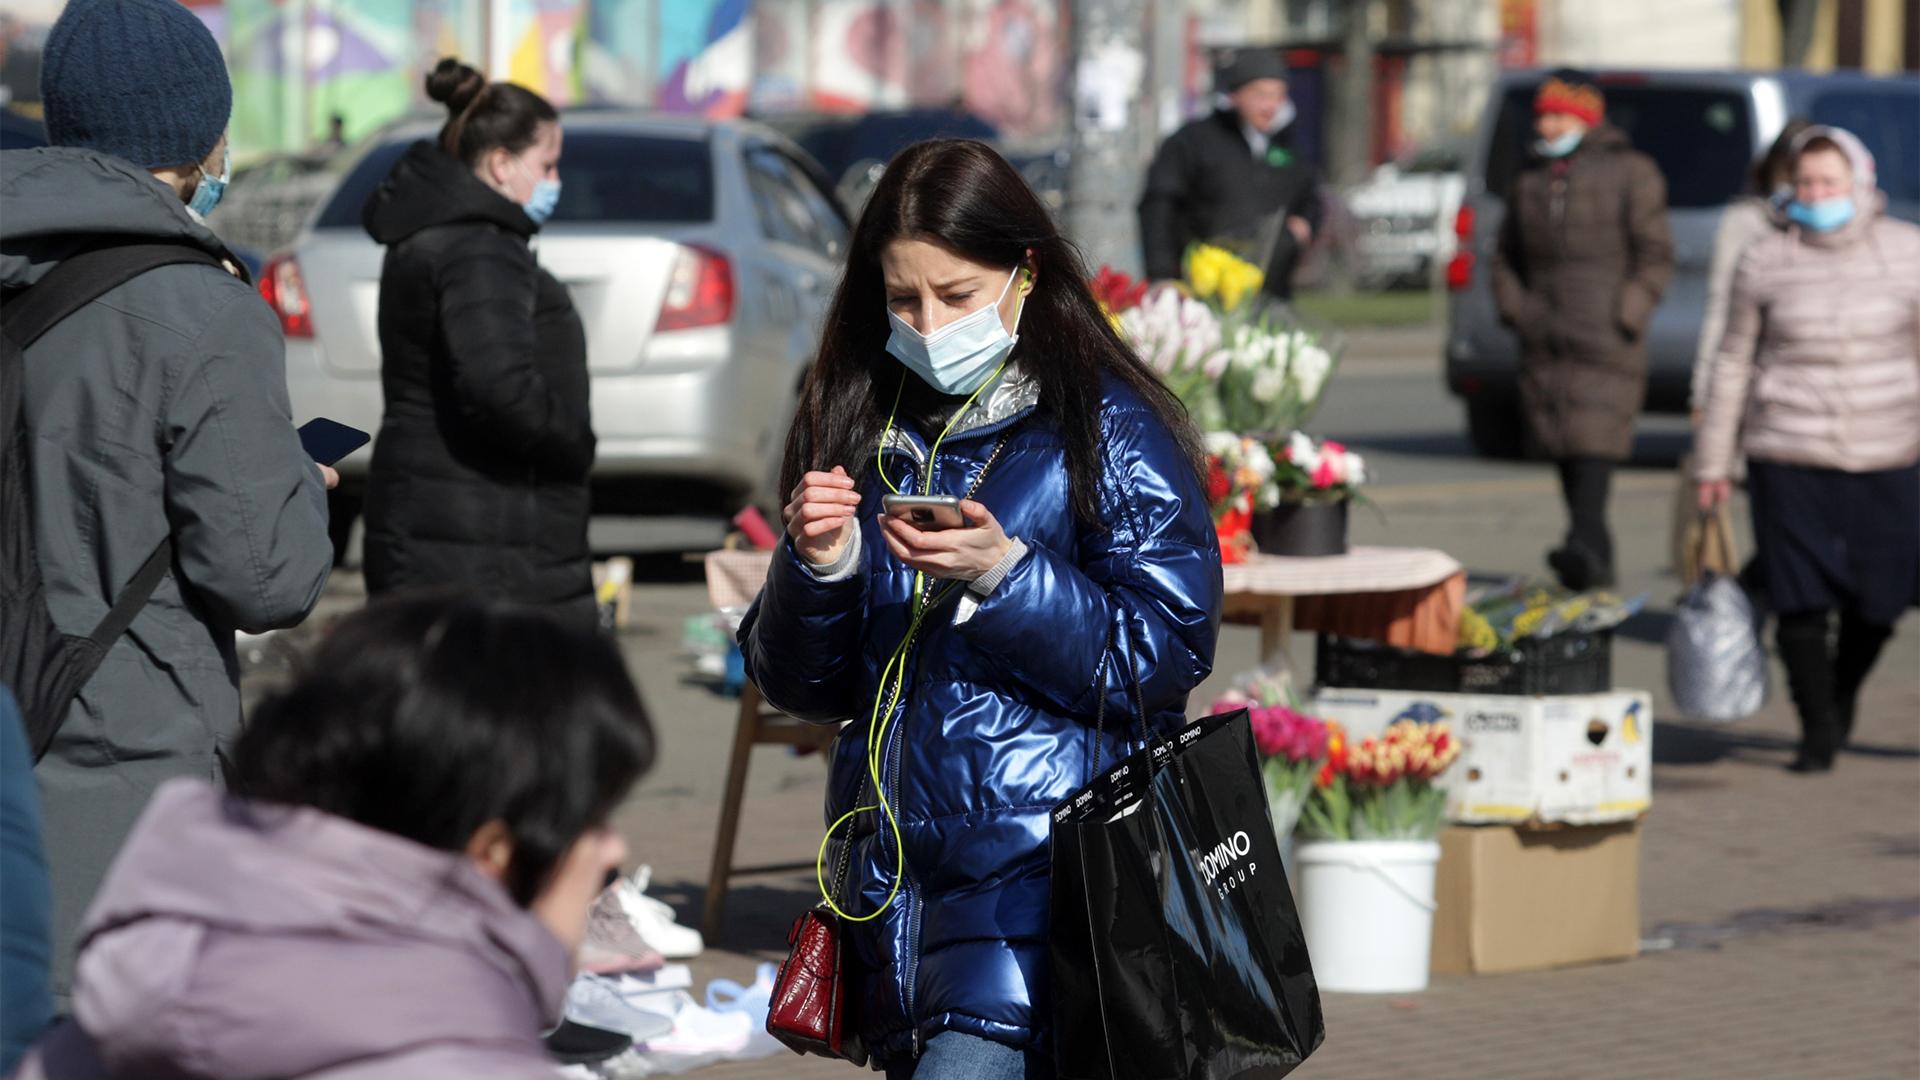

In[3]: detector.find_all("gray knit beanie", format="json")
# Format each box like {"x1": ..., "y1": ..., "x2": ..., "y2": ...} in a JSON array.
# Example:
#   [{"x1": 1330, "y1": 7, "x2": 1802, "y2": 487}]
[{"x1": 41, "y1": 0, "x2": 234, "y2": 169}]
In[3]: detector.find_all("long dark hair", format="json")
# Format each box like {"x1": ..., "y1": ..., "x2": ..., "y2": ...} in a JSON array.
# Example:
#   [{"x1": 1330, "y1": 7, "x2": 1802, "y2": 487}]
[
  {"x1": 782, "y1": 139, "x2": 1204, "y2": 523},
  {"x1": 231, "y1": 594, "x2": 654, "y2": 906},
  {"x1": 426, "y1": 57, "x2": 558, "y2": 167}
]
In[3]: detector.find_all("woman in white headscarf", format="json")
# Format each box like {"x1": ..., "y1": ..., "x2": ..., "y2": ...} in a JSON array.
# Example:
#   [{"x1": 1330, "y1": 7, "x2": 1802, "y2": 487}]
[{"x1": 1694, "y1": 126, "x2": 1920, "y2": 773}]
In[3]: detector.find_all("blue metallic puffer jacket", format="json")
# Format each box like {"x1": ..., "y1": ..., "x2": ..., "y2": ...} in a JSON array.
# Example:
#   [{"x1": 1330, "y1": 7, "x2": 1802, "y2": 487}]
[{"x1": 740, "y1": 369, "x2": 1223, "y2": 1066}]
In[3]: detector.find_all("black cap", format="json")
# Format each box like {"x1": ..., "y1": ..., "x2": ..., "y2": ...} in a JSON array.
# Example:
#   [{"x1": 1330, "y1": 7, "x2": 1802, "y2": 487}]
[{"x1": 1217, "y1": 49, "x2": 1288, "y2": 93}]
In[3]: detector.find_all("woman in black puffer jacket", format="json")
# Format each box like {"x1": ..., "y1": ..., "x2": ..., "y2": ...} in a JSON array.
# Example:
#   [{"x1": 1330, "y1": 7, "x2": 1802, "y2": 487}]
[{"x1": 360, "y1": 58, "x2": 594, "y2": 623}]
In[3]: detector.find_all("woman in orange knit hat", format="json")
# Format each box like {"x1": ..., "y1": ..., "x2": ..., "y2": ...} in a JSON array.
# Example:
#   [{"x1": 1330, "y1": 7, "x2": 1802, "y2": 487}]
[{"x1": 1492, "y1": 69, "x2": 1675, "y2": 590}]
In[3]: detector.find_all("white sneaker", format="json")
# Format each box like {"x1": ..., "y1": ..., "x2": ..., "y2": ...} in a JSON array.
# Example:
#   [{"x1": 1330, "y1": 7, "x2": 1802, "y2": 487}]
[
  {"x1": 611, "y1": 867, "x2": 704, "y2": 960},
  {"x1": 566, "y1": 975, "x2": 675, "y2": 1043},
  {"x1": 639, "y1": 992, "x2": 752, "y2": 1061}
]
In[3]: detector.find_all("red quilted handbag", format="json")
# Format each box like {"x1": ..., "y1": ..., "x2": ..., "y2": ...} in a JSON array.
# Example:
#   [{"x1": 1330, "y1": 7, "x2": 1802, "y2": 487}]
[{"x1": 766, "y1": 905, "x2": 866, "y2": 1063}]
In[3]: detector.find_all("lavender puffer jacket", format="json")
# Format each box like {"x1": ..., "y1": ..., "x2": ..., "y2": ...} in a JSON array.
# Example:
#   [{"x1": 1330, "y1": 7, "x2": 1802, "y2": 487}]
[{"x1": 14, "y1": 779, "x2": 570, "y2": 1079}]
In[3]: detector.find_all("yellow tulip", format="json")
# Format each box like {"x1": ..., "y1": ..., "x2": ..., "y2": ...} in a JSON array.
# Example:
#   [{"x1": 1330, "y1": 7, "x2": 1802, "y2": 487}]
[{"x1": 1187, "y1": 246, "x2": 1224, "y2": 300}]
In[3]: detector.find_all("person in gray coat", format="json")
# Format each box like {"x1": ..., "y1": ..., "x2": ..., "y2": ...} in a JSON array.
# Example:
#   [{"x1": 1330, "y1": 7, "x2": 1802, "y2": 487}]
[{"x1": 0, "y1": 0, "x2": 333, "y2": 999}]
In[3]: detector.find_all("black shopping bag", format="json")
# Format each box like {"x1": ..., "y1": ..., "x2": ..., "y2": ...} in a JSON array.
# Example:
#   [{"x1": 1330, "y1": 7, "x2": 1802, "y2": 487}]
[{"x1": 1050, "y1": 708, "x2": 1324, "y2": 1079}]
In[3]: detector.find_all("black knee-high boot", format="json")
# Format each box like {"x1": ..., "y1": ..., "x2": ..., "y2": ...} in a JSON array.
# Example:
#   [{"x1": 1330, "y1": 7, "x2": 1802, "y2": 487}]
[
  {"x1": 1550, "y1": 458, "x2": 1615, "y2": 590},
  {"x1": 1834, "y1": 612, "x2": 1894, "y2": 748},
  {"x1": 1776, "y1": 611, "x2": 1838, "y2": 772}
]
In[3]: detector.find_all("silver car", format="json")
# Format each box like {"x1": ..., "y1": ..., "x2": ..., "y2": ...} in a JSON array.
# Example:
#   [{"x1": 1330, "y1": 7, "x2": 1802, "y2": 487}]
[
  {"x1": 1444, "y1": 70, "x2": 1920, "y2": 457},
  {"x1": 260, "y1": 111, "x2": 848, "y2": 541}
]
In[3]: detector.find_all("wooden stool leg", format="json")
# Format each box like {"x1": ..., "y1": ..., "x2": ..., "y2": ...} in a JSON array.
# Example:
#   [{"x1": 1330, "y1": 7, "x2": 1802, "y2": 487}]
[
  {"x1": 1259, "y1": 594, "x2": 1297, "y2": 672},
  {"x1": 703, "y1": 681, "x2": 762, "y2": 940}
]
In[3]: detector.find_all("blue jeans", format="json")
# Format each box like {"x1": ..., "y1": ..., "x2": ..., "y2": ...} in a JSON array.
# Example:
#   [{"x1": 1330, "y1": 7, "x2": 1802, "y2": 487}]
[{"x1": 885, "y1": 1032, "x2": 1054, "y2": 1080}]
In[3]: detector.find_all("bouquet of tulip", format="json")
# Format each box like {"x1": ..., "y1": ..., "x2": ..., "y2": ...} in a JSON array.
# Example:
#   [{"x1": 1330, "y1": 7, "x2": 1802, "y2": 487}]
[
  {"x1": 1458, "y1": 579, "x2": 1649, "y2": 652},
  {"x1": 1300, "y1": 719, "x2": 1461, "y2": 842},
  {"x1": 1104, "y1": 253, "x2": 1343, "y2": 438},
  {"x1": 1184, "y1": 242, "x2": 1267, "y2": 314},
  {"x1": 1204, "y1": 433, "x2": 1275, "y2": 563},
  {"x1": 1269, "y1": 431, "x2": 1369, "y2": 506},
  {"x1": 1211, "y1": 669, "x2": 1331, "y2": 843}
]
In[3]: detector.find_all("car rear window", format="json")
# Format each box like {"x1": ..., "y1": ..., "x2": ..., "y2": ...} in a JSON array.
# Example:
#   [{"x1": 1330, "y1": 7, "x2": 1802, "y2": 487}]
[
  {"x1": 1485, "y1": 85, "x2": 1753, "y2": 208},
  {"x1": 1808, "y1": 88, "x2": 1919, "y2": 206},
  {"x1": 315, "y1": 132, "x2": 715, "y2": 229}
]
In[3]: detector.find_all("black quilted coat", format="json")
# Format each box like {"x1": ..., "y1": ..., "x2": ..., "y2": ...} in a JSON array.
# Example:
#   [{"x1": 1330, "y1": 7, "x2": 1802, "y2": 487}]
[{"x1": 360, "y1": 141, "x2": 594, "y2": 617}]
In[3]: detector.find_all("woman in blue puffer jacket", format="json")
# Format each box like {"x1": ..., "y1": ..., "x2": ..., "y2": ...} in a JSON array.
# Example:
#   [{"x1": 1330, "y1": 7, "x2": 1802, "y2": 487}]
[{"x1": 739, "y1": 139, "x2": 1223, "y2": 1079}]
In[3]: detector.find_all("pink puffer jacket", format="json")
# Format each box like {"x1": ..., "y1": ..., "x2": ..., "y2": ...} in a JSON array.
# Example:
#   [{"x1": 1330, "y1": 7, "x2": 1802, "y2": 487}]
[
  {"x1": 13, "y1": 780, "x2": 571, "y2": 1079},
  {"x1": 1694, "y1": 126, "x2": 1920, "y2": 482}
]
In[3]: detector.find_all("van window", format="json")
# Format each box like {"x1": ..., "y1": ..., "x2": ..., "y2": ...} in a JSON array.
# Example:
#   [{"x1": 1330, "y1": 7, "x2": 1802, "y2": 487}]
[
  {"x1": 1808, "y1": 89, "x2": 1919, "y2": 207},
  {"x1": 1486, "y1": 86, "x2": 1753, "y2": 209}
]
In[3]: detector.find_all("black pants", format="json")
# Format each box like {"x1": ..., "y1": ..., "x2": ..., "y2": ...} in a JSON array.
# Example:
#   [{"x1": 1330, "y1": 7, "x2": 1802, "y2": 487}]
[
  {"x1": 1775, "y1": 609, "x2": 1894, "y2": 765},
  {"x1": 1553, "y1": 457, "x2": 1614, "y2": 586}
]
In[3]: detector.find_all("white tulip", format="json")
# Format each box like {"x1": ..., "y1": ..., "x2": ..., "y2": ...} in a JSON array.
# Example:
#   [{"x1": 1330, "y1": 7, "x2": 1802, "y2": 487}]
[
  {"x1": 1251, "y1": 365, "x2": 1286, "y2": 403},
  {"x1": 1290, "y1": 344, "x2": 1332, "y2": 403}
]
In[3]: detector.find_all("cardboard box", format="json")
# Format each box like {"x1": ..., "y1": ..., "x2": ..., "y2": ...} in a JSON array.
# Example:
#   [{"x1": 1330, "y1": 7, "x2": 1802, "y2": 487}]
[
  {"x1": 1431, "y1": 822, "x2": 1642, "y2": 975},
  {"x1": 1311, "y1": 688, "x2": 1652, "y2": 825}
]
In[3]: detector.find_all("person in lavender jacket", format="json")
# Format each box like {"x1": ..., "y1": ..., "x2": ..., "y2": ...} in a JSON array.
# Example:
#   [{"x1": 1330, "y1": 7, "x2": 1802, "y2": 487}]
[{"x1": 13, "y1": 595, "x2": 655, "y2": 1078}]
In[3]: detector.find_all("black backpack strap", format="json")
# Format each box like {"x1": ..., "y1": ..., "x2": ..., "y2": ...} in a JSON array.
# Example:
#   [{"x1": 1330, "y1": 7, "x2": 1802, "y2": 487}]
[
  {"x1": 2, "y1": 241, "x2": 226, "y2": 710},
  {"x1": 87, "y1": 540, "x2": 173, "y2": 652},
  {"x1": 1, "y1": 241, "x2": 230, "y2": 350}
]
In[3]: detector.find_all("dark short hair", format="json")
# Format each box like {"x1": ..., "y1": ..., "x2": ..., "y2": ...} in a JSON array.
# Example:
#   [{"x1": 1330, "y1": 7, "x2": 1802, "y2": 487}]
[
  {"x1": 426, "y1": 57, "x2": 559, "y2": 168},
  {"x1": 231, "y1": 594, "x2": 654, "y2": 906}
]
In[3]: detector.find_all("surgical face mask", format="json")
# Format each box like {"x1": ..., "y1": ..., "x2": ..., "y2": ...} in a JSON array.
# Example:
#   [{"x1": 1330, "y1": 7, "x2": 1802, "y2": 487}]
[
  {"x1": 186, "y1": 147, "x2": 230, "y2": 219},
  {"x1": 885, "y1": 266, "x2": 1027, "y2": 395},
  {"x1": 1534, "y1": 130, "x2": 1583, "y2": 159},
  {"x1": 515, "y1": 156, "x2": 562, "y2": 226},
  {"x1": 1786, "y1": 195, "x2": 1855, "y2": 232}
]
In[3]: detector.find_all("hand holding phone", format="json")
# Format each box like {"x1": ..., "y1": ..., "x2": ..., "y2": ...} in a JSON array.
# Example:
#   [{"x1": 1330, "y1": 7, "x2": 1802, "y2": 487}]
[
  {"x1": 298, "y1": 418, "x2": 370, "y2": 466},
  {"x1": 879, "y1": 496, "x2": 1012, "y2": 582}
]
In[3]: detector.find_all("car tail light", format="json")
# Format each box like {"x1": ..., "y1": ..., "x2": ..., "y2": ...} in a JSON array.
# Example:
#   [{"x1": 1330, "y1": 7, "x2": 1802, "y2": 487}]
[
  {"x1": 657, "y1": 244, "x2": 733, "y2": 332},
  {"x1": 258, "y1": 253, "x2": 314, "y2": 339},
  {"x1": 1446, "y1": 205, "x2": 1476, "y2": 292}
]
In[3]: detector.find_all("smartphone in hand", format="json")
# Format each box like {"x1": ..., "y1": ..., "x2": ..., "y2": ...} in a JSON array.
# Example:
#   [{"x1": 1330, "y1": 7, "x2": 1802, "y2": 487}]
[
  {"x1": 882, "y1": 494, "x2": 970, "y2": 531},
  {"x1": 297, "y1": 418, "x2": 370, "y2": 466}
]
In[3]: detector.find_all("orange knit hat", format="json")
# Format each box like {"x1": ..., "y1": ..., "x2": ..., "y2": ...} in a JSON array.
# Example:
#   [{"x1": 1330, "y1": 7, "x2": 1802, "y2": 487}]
[{"x1": 1534, "y1": 74, "x2": 1604, "y2": 126}]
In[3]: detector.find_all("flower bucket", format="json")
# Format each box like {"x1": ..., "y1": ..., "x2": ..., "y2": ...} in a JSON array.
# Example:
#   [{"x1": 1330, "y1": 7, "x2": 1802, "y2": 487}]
[
  {"x1": 1252, "y1": 500, "x2": 1348, "y2": 557},
  {"x1": 1294, "y1": 839, "x2": 1439, "y2": 993}
]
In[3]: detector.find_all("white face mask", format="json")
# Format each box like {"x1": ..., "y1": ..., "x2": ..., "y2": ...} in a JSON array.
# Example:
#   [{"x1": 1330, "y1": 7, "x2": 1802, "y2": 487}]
[{"x1": 884, "y1": 265, "x2": 1027, "y2": 395}]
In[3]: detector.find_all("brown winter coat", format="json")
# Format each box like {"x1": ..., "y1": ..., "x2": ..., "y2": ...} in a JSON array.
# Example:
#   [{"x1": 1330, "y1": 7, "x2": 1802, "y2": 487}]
[{"x1": 1493, "y1": 123, "x2": 1674, "y2": 460}]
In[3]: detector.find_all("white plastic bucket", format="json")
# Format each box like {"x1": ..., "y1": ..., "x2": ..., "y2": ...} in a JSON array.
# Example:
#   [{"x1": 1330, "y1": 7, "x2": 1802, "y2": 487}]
[{"x1": 1294, "y1": 839, "x2": 1441, "y2": 994}]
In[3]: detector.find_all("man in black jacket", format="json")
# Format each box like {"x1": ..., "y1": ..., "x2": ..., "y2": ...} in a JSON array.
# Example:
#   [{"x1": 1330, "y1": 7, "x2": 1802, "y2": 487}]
[{"x1": 1138, "y1": 49, "x2": 1322, "y2": 300}]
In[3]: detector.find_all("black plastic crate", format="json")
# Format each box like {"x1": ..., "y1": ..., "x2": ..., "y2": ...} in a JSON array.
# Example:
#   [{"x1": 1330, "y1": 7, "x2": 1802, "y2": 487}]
[{"x1": 1315, "y1": 631, "x2": 1612, "y2": 697}]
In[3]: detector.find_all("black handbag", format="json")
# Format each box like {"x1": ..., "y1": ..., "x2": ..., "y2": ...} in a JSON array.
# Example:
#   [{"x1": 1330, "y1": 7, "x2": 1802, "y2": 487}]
[{"x1": 1049, "y1": 637, "x2": 1324, "y2": 1079}]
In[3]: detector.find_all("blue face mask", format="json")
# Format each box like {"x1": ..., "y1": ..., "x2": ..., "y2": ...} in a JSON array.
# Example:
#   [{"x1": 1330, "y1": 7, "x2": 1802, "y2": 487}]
[
  {"x1": 1534, "y1": 130, "x2": 1583, "y2": 159},
  {"x1": 522, "y1": 178, "x2": 562, "y2": 225},
  {"x1": 187, "y1": 147, "x2": 230, "y2": 218},
  {"x1": 513, "y1": 155, "x2": 561, "y2": 225},
  {"x1": 1786, "y1": 195, "x2": 1855, "y2": 232},
  {"x1": 885, "y1": 266, "x2": 1027, "y2": 395}
]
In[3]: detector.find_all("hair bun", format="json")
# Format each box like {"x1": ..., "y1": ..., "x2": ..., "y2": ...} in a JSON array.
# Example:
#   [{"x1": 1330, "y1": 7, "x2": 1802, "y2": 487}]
[{"x1": 425, "y1": 58, "x2": 486, "y2": 115}]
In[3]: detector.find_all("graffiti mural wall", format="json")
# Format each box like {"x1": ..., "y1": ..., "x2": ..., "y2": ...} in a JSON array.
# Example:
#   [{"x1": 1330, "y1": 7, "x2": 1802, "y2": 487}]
[{"x1": 1, "y1": 0, "x2": 1068, "y2": 160}]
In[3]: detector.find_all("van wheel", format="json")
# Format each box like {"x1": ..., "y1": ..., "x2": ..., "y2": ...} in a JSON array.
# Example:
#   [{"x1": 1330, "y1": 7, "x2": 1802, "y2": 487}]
[{"x1": 1466, "y1": 397, "x2": 1527, "y2": 459}]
